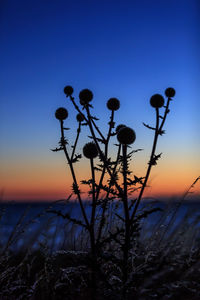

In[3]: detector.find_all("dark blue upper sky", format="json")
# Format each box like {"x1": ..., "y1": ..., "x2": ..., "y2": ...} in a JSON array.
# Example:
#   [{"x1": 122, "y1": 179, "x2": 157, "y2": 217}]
[{"x1": 0, "y1": 0, "x2": 199, "y2": 200}]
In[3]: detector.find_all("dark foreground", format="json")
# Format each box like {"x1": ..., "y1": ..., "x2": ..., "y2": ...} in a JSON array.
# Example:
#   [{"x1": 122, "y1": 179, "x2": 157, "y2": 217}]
[
  {"x1": 0, "y1": 200, "x2": 200, "y2": 299},
  {"x1": 1, "y1": 246, "x2": 200, "y2": 300}
]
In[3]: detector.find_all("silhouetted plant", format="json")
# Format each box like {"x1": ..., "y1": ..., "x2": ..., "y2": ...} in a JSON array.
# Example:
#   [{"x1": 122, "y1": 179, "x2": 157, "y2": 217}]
[{"x1": 52, "y1": 84, "x2": 176, "y2": 296}]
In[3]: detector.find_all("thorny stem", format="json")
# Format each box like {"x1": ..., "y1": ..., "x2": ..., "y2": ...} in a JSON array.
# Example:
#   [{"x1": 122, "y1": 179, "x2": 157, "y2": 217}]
[
  {"x1": 122, "y1": 144, "x2": 130, "y2": 286},
  {"x1": 69, "y1": 95, "x2": 122, "y2": 195},
  {"x1": 159, "y1": 97, "x2": 171, "y2": 132},
  {"x1": 60, "y1": 120, "x2": 90, "y2": 230},
  {"x1": 122, "y1": 145, "x2": 129, "y2": 223},
  {"x1": 89, "y1": 157, "x2": 97, "y2": 300},
  {"x1": 85, "y1": 105, "x2": 123, "y2": 197},
  {"x1": 95, "y1": 110, "x2": 114, "y2": 202},
  {"x1": 71, "y1": 122, "x2": 81, "y2": 161},
  {"x1": 69, "y1": 95, "x2": 87, "y2": 122},
  {"x1": 67, "y1": 96, "x2": 122, "y2": 250},
  {"x1": 69, "y1": 95, "x2": 106, "y2": 142},
  {"x1": 97, "y1": 143, "x2": 122, "y2": 244},
  {"x1": 91, "y1": 118, "x2": 106, "y2": 142},
  {"x1": 130, "y1": 97, "x2": 171, "y2": 224},
  {"x1": 90, "y1": 157, "x2": 96, "y2": 252},
  {"x1": 130, "y1": 107, "x2": 160, "y2": 223}
]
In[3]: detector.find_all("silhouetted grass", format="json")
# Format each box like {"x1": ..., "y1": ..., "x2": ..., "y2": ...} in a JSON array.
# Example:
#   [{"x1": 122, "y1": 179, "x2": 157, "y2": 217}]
[{"x1": 1, "y1": 197, "x2": 200, "y2": 299}]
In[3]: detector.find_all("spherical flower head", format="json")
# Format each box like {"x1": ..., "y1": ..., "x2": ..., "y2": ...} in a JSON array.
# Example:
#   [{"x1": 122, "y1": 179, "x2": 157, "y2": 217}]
[
  {"x1": 55, "y1": 107, "x2": 68, "y2": 120},
  {"x1": 150, "y1": 94, "x2": 164, "y2": 108},
  {"x1": 83, "y1": 142, "x2": 98, "y2": 159},
  {"x1": 64, "y1": 85, "x2": 73, "y2": 97},
  {"x1": 165, "y1": 87, "x2": 176, "y2": 98},
  {"x1": 107, "y1": 98, "x2": 120, "y2": 111},
  {"x1": 117, "y1": 127, "x2": 136, "y2": 145},
  {"x1": 79, "y1": 89, "x2": 93, "y2": 105},
  {"x1": 76, "y1": 113, "x2": 84, "y2": 122},
  {"x1": 116, "y1": 124, "x2": 126, "y2": 133}
]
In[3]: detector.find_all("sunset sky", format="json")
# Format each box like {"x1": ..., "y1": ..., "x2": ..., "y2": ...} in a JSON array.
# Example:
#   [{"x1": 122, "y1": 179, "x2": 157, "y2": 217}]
[{"x1": 1, "y1": 0, "x2": 199, "y2": 201}]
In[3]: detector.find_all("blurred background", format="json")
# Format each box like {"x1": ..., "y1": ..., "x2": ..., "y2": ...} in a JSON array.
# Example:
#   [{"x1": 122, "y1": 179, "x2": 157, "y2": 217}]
[{"x1": 0, "y1": 0, "x2": 199, "y2": 201}]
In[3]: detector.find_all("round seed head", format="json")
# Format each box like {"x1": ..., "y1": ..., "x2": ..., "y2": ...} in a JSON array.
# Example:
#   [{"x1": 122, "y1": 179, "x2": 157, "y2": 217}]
[
  {"x1": 165, "y1": 87, "x2": 176, "y2": 98},
  {"x1": 150, "y1": 94, "x2": 164, "y2": 108},
  {"x1": 79, "y1": 89, "x2": 93, "y2": 105},
  {"x1": 117, "y1": 127, "x2": 136, "y2": 145},
  {"x1": 64, "y1": 85, "x2": 73, "y2": 96},
  {"x1": 107, "y1": 98, "x2": 120, "y2": 111},
  {"x1": 76, "y1": 113, "x2": 84, "y2": 122},
  {"x1": 55, "y1": 107, "x2": 68, "y2": 120},
  {"x1": 83, "y1": 142, "x2": 98, "y2": 159},
  {"x1": 116, "y1": 124, "x2": 126, "y2": 133}
]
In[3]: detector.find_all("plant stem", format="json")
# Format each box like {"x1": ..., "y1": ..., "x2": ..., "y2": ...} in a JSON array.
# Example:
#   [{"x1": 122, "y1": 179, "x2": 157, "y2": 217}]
[
  {"x1": 89, "y1": 158, "x2": 97, "y2": 300},
  {"x1": 159, "y1": 97, "x2": 171, "y2": 132},
  {"x1": 71, "y1": 122, "x2": 81, "y2": 161},
  {"x1": 122, "y1": 144, "x2": 130, "y2": 286},
  {"x1": 130, "y1": 97, "x2": 172, "y2": 226},
  {"x1": 122, "y1": 144, "x2": 129, "y2": 223},
  {"x1": 95, "y1": 110, "x2": 114, "y2": 202},
  {"x1": 130, "y1": 97, "x2": 172, "y2": 223},
  {"x1": 60, "y1": 120, "x2": 90, "y2": 230},
  {"x1": 90, "y1": 158, "x2": 96, "y2": 253},
  {"x1": 86, "y1": 105, "x2": 123, "y2": 197},
  {"x1": 130, "y1": 108, "x2": 160, "y2": 223},
  {"x1": 97, "y1": 143, "x2": 122, "y2": 244},
  {"x1": 69, "y1": 95, "x2": 87, "y2": 122},
  {"x1": 69, "y1": 95, "x2": 106, "y2": 141},
  {"x1": 91, "y1": 118, "x2": 106, "y2": 142}
]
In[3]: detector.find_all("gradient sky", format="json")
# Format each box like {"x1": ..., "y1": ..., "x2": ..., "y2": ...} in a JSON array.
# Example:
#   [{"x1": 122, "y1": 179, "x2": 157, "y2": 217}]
[{"x1": 0, "y1": 0, "x2": 200, "y2": 201}]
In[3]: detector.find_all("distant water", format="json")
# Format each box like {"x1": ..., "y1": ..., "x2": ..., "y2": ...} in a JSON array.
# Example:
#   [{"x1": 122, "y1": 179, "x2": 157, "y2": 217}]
[{"x1": 1, "y1": 200, "x2": 200, "y2": 252}]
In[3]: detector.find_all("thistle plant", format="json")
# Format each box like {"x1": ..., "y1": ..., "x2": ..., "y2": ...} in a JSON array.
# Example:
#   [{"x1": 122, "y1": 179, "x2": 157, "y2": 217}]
[{"x1": 52, "y1": 84, "x2": 176, "y2": 294}]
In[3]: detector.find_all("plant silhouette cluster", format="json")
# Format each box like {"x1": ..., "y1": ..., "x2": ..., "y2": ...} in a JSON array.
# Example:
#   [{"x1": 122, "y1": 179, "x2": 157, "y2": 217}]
[
  {"x1": 1, "y1": 85, "x2": 200, "y2": 299},
  {"x1": 51, "y1": 85, "x2": 176, "y2": 297}
]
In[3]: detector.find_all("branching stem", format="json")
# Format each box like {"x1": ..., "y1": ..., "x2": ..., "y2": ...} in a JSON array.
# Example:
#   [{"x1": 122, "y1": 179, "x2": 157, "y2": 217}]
[
  {"x1": 86, "y1": 105, "x2": 123, "y2": 197},
  {"x1": 71, "y1": 122, "x2": 81, "y2": 161},
  {"x1": 60, "y1": 120, "x2": 90, "y2": 229},
  {"x1": 130, "y1": 97, "x2": 171, "y2": 223},
  {"x1": 130, "y1": 108, "x2": 160, "y2": 223},
  {"x1": 95, "y1": 110, "x2": 114, "y2": 202},
  {"x1": 97, "y1": 143, "x2": 122, "y2": 244},
  {"x1": 122, "y1": 144, "x2": 130, "y2": 285},
  {"x1": 69, "y1": 95, "x2": 106, "y2": 141},
  {"x1": 90, "y1": 158, "x2": 96, "y2": 239}
]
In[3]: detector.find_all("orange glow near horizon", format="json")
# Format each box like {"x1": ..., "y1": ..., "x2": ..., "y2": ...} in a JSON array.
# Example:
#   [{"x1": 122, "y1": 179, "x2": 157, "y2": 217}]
[{"x1": 1, "y1": 153, "x2": 199, "y2": 202}]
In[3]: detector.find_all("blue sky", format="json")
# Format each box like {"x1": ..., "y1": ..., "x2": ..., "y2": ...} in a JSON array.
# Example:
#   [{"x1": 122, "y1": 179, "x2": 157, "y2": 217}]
[{"x1": 0, "y1": 0, "x2": 199, "y2": 200}]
